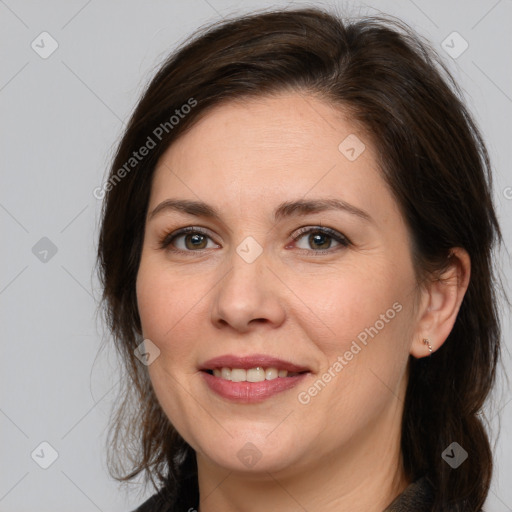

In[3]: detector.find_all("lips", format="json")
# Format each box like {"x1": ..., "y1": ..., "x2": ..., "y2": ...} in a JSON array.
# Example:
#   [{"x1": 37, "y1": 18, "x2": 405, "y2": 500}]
[{"x1": 199, "y1": 354, "x2": 311, "y2": 403}]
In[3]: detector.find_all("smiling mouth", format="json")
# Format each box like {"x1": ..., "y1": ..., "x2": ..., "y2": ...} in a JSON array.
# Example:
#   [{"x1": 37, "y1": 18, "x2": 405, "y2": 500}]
[{"x1": 203, "y1": 367, "x2": 308, "y2": 382}]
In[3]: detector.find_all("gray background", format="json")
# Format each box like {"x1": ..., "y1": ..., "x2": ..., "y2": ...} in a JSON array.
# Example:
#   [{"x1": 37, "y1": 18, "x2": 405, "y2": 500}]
[{"x1": 1, "y1": 0, "x2": 511, "y2": 510}]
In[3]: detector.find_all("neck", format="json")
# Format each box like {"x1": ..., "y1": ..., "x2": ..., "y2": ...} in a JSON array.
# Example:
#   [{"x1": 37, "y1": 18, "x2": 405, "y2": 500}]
[{"x1": 195, "y1": 401, "x2": 409, "y2": 512}]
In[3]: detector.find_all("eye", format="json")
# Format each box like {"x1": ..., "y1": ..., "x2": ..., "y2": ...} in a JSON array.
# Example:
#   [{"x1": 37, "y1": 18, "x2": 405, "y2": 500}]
[
  {"x1": 290, "y1": 226, "x2": 350, "y2": 252},
  {"x1": 159, "y1": 226, "x2": 349, "y2": 254},
  {"x1": 159, "y1": 227, "x2": 219, "y2": 252}
]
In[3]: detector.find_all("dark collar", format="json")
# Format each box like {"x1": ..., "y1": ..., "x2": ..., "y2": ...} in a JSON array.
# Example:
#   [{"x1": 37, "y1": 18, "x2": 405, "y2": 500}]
[{"x1": 383, "y1": 477, "x2": 434, "y2": 512}]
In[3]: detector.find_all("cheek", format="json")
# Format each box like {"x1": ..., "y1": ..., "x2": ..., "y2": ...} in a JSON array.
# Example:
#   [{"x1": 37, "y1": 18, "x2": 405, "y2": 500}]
[
  {"x1": 136, "y1": 264, "x2": 169, "y2": 339},
  {"x1": 136, "y1": 255, "x2": 233, "y2": 390},
  {"x1": 299, "y1": 260, "x2": 414, "y2": 393},
  {"x1": 292, "y1": 267, "x2": 413, "y2": 432},
  {"x1": 293, "y1": 258, "x2": 409, "y2": 350},
  {"x1": 136, "y1": 258, "x2": 201, "y2": 357},
  {"x1": 136, "y1": 260, "x2": 206, "y2": 436}
]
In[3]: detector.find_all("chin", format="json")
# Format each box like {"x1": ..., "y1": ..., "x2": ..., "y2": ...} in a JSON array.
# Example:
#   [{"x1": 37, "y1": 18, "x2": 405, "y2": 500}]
[
  {"x1": 200, "y1": 445, "x2": 301, "y2": 475},
  {"x1": 190, "y1": 425, "x2": 306, "y2": 475}
]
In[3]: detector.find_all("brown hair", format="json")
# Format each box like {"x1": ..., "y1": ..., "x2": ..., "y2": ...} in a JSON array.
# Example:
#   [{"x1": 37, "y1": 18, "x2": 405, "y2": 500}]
[{"x1": 96, "y1": 7, "x2": 504, "y2": 511}]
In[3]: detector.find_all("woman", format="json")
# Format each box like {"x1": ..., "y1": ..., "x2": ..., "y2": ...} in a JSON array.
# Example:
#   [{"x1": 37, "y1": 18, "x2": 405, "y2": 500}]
[{"x1": 96, "y1": 7, "x2": 503, "y2": 512}]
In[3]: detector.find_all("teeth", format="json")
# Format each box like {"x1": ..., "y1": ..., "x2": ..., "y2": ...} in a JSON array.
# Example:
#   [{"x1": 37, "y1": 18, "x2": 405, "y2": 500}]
[
  {"x1": 265, "y1": 367, "x2": 278, "y2": 380},
  {"x1": 210, "y1": 366, "x2": 302, "y2": 381},
  {"x1": 247, "y1": 367, "x2": 266, "y2": 382},
  {"x1": 231, "y1": 369, "x2": 246, "y2": 382}
]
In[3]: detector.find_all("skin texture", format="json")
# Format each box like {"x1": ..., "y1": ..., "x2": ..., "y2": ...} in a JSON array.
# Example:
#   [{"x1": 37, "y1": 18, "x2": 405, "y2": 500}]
[{"x1": 135, "y1": 92, "x2": 470, "y2": 512}]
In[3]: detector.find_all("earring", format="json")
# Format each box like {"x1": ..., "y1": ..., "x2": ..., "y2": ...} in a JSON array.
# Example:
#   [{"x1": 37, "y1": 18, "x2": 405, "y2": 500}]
[{"x1": 423, "y1": 338, "x2": 433, "y2": 354}]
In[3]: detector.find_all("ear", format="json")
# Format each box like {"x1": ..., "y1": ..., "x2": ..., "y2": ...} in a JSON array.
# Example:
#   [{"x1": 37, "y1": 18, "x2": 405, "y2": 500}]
[{"x1": 410, "y1": 247, "x2": 471, "y2": 358}]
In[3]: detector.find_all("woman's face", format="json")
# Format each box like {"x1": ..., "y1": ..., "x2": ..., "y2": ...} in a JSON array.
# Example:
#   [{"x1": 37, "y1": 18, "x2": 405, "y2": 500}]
[{"x1": 136, "y1": 92, "x2": 423, "y2": 476}]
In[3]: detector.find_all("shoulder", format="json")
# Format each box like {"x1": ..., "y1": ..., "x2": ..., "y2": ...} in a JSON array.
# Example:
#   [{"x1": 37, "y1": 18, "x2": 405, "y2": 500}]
[
  {"x1": 383, "y1": 477, "x2": 485, "y2": 512},
  {"x1": 131, "y1": 468, "x2": 198, "y2": 512},
  {"x1": 131, "y1": 489, "x2": 174, "y2": 512}
]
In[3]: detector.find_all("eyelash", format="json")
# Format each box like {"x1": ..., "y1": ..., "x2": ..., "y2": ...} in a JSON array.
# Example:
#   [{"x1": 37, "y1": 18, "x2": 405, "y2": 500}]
[{"x1": 158, "y1": 226, "x2": 351, "y2": 255}]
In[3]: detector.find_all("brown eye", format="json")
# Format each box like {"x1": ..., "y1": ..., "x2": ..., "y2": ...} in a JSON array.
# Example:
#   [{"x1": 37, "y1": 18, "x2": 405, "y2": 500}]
[
  {"x1": 184, "y1": 233, "x2": 208, "y2": 250},
  {"x1": 160, "y1": 228, "x2": 219, "y2": 252},
  {"x1": 292, "y1": 227, "x2": 350, "y2": 252},
  {"x1": 308, "y1": 232, "x2": 332, "y2": 250}
]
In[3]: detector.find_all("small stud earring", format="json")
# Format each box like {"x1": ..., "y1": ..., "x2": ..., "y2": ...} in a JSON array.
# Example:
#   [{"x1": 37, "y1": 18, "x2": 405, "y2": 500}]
[{"x1": 423, "y1": 338, "x2": 433, "y2": 354}]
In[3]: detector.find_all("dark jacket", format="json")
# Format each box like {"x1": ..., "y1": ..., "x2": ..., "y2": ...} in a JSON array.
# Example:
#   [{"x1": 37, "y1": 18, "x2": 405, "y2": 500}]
[
  {"x1": 133, "y1": 476, "x2": 435, "y2": 512},
  {"x1": 384, "y1": 477, "x2": 434, "y2": 511}
]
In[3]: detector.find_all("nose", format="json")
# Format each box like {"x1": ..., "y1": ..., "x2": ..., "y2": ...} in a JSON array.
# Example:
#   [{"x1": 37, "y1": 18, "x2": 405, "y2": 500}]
[{"x1": 210, "y1": 249, "x2": 286, "y2": 333}]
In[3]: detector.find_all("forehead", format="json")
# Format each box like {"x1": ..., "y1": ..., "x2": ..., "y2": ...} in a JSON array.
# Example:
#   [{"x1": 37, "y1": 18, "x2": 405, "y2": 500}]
[{"x1": 149, "y1": 92, "x2": 397, "y2": 224}]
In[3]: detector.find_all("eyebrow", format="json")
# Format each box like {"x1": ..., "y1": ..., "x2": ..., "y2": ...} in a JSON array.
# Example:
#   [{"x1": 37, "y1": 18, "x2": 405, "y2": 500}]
[{"x1": 148, "y1": 198, "x2": 373, "y2": 223}]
